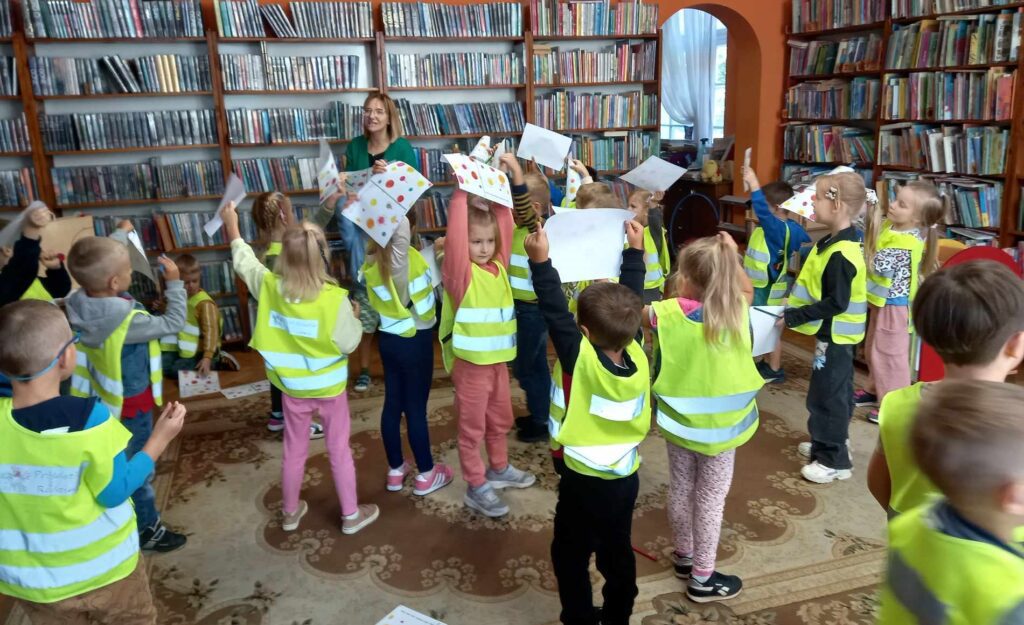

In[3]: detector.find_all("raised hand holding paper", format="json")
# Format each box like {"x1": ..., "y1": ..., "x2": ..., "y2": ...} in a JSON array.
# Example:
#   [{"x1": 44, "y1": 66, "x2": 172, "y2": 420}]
[
  {"x1": 342, "y1": 161, "x2": 432, "y2": 247},
  {"x1": 491, "y1": 140, "x2": 507, "y2": 163},
  {"x1": 317, "y1": 139, "x2": 341, "y2": 203},
  {"x1": 742, "y1": 148, "x2": 752, "y2": 191},
  {"x1": 619, "y1": 156, "x2": 686, "y2": 192},
  {"x1": 126, "y1": 230, "x2": 155, "y2": 282},
  {"x1": 545, "y1": 208, "x2": 633, "y2": 282},
  {"x1": 443, "y1": 152, "x2": 512, "y2": 207},
  {"x1": 751, "y1": 306, "x2": 785, "y2": 356},
  {"x1": 0, "y1": 202, "x2": 50, "y2": 248},
  {"x1": 564, "y1": 159, "x2": 583, "y2": 204},
  {"x1": 517, "y1": 123, "x2": 572, "y2": 170},
  {"x1": 204, "y1": 173, "x2": 246, "y2": 239}
]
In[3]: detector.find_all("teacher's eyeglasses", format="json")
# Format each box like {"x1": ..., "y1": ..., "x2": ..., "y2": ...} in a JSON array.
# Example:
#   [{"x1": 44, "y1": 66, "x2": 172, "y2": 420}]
[{"x1": 363, "y1": 108, "x2": 387, "y2": 117}]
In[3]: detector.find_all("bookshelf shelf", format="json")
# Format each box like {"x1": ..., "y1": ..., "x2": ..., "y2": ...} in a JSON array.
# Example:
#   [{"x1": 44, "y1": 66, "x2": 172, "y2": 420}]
[
  {"x1": 45, "y1": 144, "x2": 221, "y2": 156},
  {"x1": 27, "y1": 37, "x2": 208, "y2": 44},
  {"x1": 0, "y1": 152, "x2": 32, "y2": 157},
  {"x1": 881, "y1": 118, "x2": 1013, "y2": 125},
  {"x1": 219, "y1": 37, "x2": 376, "y2": 43},
  {"x1": 534, "y1": 80, "x2": 657, "y2": 88},
  {"x1": 36, "y1": 91, "x2": 215, "y2": 100},
  {"x1": 789, "y1": 69, "x2": 881, "y2": 81},
  {"x1": 385, "y1": 36, "x2": 525, "y2": 43},
  {"x1": 553, "y1": 124, "x2": 659, "y2": 133},
  {"x1": 57, "y1": 195, "x2": 223, "y2": 210},
  {"x1": 0, "y1": 205, "x2": 25, "y2": 212},
  {"x1": 405, "y1": 131, "x2": 522, "y2": 141},
  {"x1": 230, "y1": 139, "x2": 352, "y2": 148},
  {"x1": 386, "y1": 84, "x2": 527, "y2": 91},
  {"x1": 419, "y1": 227, "x2": 446, "y2": 233},
  {"x1": 245, "y1": 189, "x2": 319, "y2": 197},
  {"x1": 882, "y1": 62, "x2": 1019, "y2": 74},
  {"x1": 787, "y1": 21, "x2": 887, "y2": 38},
  {"x1": 892, "y1": 2, "x2": 1024, "y2": 24},
  {"x1": 785, "y1": 159, "x2": 873, "y2": 168},
  {"x1": 783, "y1": 117, "x2": 879, "y2": 124},
  {"x1": 532, "y1": 34, "x2": 658, "y2": 41},
  {"x1": 224, "y1": 88, "x2": 379, "y2": 95},
  {"x1": 879, "y1": 164, "x2": 1007, "y2": 179},
  {"x1": 0, "y1": 95, "x2": 19, "y2": 100}
]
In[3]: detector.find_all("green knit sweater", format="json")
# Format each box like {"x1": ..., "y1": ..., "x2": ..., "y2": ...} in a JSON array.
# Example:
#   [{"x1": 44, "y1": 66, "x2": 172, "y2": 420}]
[{"x1": 344, "y1": 135, "x2": 418, "y2": 171}]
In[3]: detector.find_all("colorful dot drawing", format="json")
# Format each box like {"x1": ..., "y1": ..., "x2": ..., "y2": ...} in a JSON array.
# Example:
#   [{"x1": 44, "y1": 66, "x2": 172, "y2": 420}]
[
  {"x1": 385, "y1": 180, "x2": 395, "y2": 188},
  {"x1": 397, "y1": 195, "x2": 405, "y2": 203},
  {"x1": 365, "y1": 219, "x2": 375, "y2": 228},
  {"x1": 370, "y1": 198, "x2": 378, "y2": 206},
  {"x1": 378, "y1": 216, "x2": 385, "y2": 224},
  {"x1": 417, "y1": 180, "x2": 425, "y2": 187},
  {"x1": 406, "y1": 166, "x2": 415, "y2": 173},
  {"x1": 486, "y1": 178, "x2": 493, "y2": 185},
  {"x1": 471, "y1": 171, "x2": 479, "y2": 180}
]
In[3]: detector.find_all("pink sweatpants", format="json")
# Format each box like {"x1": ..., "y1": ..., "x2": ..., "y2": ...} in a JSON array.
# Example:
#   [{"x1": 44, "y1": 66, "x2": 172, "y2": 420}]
[
  {"x1": 864, "y1": 304, "x2": 911, "y2": 401},
  {"x1": 666, "y1": 443, "x2": 736, "y2": 575},
  {"x1": 451, "y1": 359, "x2": 513, "y2": 488},
  {"x1": 282, "y1": 392, "x2": 358, "y2": 517}
]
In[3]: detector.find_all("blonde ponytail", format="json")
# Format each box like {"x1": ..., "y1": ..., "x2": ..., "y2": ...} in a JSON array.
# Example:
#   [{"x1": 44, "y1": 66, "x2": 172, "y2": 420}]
[
  {"x1": 905, "y1": 180, "x2": 944, "y2": 278},
  {"x1": 276, "y1": 221, "x2": 336, "y2": 301},
  {"x1": 677, "y1": 236, "x2": 747, "y2": 345},
  {"x1": 862, "y1": 197, "x2": 885, "y2": 270}
]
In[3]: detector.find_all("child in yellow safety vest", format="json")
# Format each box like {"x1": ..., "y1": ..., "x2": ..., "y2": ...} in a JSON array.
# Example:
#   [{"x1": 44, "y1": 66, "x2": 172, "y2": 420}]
[
  {"x1": 66, "y1": 226, "x2": 189, "y2": 552},
  {"x1": 643, "y1": 232, "x2": 759, "y2": 603},
  {"x1": 0, "y1": 247, "x2": 71, "y2": 303},
  {"x1": 160, "y1": 254, "x2": 225, "y2": 378},
  {"x1": 626, "y1": 188, "x2": 672, "y2": 304},
  {"x1": 867, "y1": 261, "x2": 1024, "y2": 548},
  {"x1": 0, "y1": 300, "x2": 187, "y2": 625},
  {"x1": 854, "y1": 180, "x2": 944, "y2": 423},
  {"x1": 880, "y1": 379, "x2": 1024, "y2": 625},
  {"x1": 221, "y1": 201, "x2": 378, "y2": 535},
  {"x1": 783, "y1": 171, "x2": 869, "y2": 485},
  {"x1": 522, "y1": 218, "x2": 649, "y2": 625},
  {"x1": 441, "y1": 181, "x2": 536, "y2": 518}
]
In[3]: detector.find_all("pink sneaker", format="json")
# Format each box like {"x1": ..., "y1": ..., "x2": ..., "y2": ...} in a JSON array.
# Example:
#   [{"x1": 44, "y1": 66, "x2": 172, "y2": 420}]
[
  {"x1": 386, "y1": 462, "x2": 410, "y2": 492},
  {"x1": 413, "y1": 463, "x2": 454, "y2": 496}
]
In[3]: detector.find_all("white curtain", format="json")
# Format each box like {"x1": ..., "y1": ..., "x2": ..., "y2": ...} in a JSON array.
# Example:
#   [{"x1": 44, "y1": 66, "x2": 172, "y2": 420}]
[{"x1": 662, "y1": 10, "x2": 717, "y2": 143}]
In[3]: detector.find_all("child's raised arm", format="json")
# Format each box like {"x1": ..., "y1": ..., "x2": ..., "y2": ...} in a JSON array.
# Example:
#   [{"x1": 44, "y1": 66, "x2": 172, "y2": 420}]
[
  {"x1": 494, "y1": 202, "x2": 514, "y2": 268},
  {"x1": 223, "y1": 201, "x2": 271, "y2": 299},
  {"x1": 442, "y1": 190, "x2": 472, "y2": 306}
]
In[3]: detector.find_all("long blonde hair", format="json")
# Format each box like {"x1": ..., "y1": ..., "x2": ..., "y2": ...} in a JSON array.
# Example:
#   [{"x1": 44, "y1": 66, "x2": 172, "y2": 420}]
[
  {"x1": 906, "y1": 181, "x2": 944, "y2": 278},
  {"x1": 674, "y1": 236, "x2": 746, "y2": 345},
  {"x1": 252, "y1": 191, "x2": 290, "y2": 243},
  {"x1": 366, "y1": 238, "x2": 393, "y2": 284},
  {"x1": 275, "y1": 221, "x2": 336, "y2": 301}
]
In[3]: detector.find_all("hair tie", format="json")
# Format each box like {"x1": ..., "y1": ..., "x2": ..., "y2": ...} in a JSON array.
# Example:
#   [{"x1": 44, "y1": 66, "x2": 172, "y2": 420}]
[
  {"x1": 865, "y1": 189, "x2": 879, "y2": 206},
  {"x1": 824, "y1": 186, "x2": 839, "y2": 201}
]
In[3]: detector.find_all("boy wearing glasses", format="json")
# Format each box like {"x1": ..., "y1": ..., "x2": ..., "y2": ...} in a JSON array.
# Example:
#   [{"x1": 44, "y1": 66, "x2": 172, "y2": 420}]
[
  {"x1": 0, "y1": 300, "x2": 186, "y2": 624},
  {"x1": 65, "y1": 228, "x2": 189, "y2": 552}
]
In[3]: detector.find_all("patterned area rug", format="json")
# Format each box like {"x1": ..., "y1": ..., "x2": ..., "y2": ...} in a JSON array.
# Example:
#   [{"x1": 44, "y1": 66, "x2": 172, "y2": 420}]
[{"x1": 2, "y1": 343, "x2": 887, "y2": 625}]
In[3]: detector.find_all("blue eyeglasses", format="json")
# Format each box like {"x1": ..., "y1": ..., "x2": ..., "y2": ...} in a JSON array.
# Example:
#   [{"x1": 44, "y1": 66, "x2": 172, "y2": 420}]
[{"x1": 8, "y1": 332, "x2": 80, "y2": 382}]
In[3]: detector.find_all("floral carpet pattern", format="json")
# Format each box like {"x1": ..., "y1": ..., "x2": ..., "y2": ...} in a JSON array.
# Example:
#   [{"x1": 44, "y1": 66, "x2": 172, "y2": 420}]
[{"x1": 2, "y1": 344, "x2": 887, "y2": 625}]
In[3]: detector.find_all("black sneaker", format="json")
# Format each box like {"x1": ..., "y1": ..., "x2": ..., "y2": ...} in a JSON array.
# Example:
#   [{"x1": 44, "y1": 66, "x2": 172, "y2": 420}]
[
  {"x1": 140, "y1": 524, "x2": 187, "y2": 553},
  {"x1": 672, "y1": 553, "x2": 693, "y2": 579},
  {"x1": 756, "y1": 361, "x2": 785, "y2": 384},
  {"x1": 514, "y1": 415, "x2": 531, "y2": 430},
  {"x1": 516, "y1": 421, "x2": 549, "y2": 443},
  {"x1": 687, "y1": 571, "x2": 743, "y2": 603}
]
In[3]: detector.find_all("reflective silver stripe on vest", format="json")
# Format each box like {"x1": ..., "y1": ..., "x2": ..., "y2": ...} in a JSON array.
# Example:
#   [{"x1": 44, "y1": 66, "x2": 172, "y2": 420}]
[
  {"x1": 745, "y1": 267, "x2": 769, "y2": 281},
  {"x1": 868, "y1": 281, "x2": 890, "y2": 298},
  {"x1": 378, "y1": 313, "x2": 416, "y2": 335},
  {"x1": 550, "y1": 382, "x2": 566, "y2": 409},
  {"x1": 181, "y1": 323, "x2": 199, "y2": 335},
  {"x1": 769, "y1": 280, "x2": 790, "y2": 298},
  {"x1": 413, "y1": 291, "x2": 436, "y2": 316},
  {"x1": 0, "y1": 502, "x2": 132, "y2": 553},
  {"x1": 0, "y1": 532, "x2": 138, "y2": 590},
  {"x1": 656, "y1": 404, "x2": 758, "y2": 444},
  {"x1": 177, "y1": 340, "x2": 198, "y2": 353},
  {"x1": 745, "y1": 248, "x2": 770, "y2": 263},
  {"x1": 75, "y1": 352, "x2": 123, "y2": 397},
  {"x1": 590, "y1": 394, "x2": 644, "y2": 422},
  {"x1": 159, "y1": 335, "x2": 176, "y2": 346},
  {"x1": 274, "y1": 366, "x2": 348, "y2": 391},
  {"x1": 372, "y1": 285, "x2": 393, "y2": 302},
  {"x1": 510, "y1": 276, "x2": 535, "y2": 292},
  {"x1": 549, "y1": 415, "x2": 561, "y2": 438},
  {"x1": 645, "y1": 268, "x2": 663, "y2": 282},
  {"x1": 408, "y1": 273, "x2": 432, "y2": 295},
  {"x1": 260, "y1": 351, "x2": 345, "y2": 372},
  {"x1": 70, "y1": 375, "x2": 91, "y2": 396},
  {"x1": 847, "y1": 300, "x2": 868, "y2": 315},
  {"x1": 887, "y1": 550, "x2": 948, "y2": 625},
  {"x1": 510, "y1": 253, "x2": 530, "y2": 270},
  {"x1": 657, "y1": 389, "x2": 759, "y2": 415},
  {"x1": 563, "y1": 444, "x2": 639, "y2": 477},
  {"x1": 833, "y1": 320, "x2": 866, "y2": 336},
  {"x1": 454, "y1": 306, "x2": 515, "y2": 324},
  {"x1": 452, "y1": 334, "x2": 516, "y2": 352},
  {"x1": 1000, "y1": 600, "x2": 1024, "y2": 625},
  {"x1": 791, "y1": 284, "x2": 812, "y2": 301}
]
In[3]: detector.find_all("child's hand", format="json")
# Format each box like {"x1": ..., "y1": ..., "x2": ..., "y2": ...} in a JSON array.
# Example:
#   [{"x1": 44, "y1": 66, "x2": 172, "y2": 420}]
[
  {"x1": 343, "y1": 192, "x2": 359, "y2": 209},
  {"x1": 625, "y1": 220, "x2": 644, "y2": 250},
  {"x1": 158, "y1": 255, "x2": 179, "y2": 281},
  {"x1": 741, "y1": 165, "x2": 760, "y2": 193},
  {"x1": 221, "y1": 200, "x2": 239, "y2": 229},
  {"x1": 40, "y1": 250, "x2": 61, "y2": 269},
  {"x1": 196, "y1": 357, "x2": 212, "y2": 376},
  {"x1": 22, "y1": 205, "x2": 54, "y2": 239},
  {"x1": 325, "y1": 191, "x2": 345, "y2": 210},
  {"x1": 351, "y1": 298, "x2": 361, "y2": 318},
  {"x1": 153, "y1": 401, "x2": 186, "y2": 441},
  {"x1": 498, "y1": 153, "x2": 524, "y2": 184},
  {"x1": 116, "y1": 219, "x2": 134, "y2": 233},
  {"x1": 372, "y1": 159, "x2": 388, "y2": 174},
  {"x1": 433, "y1": 236, "x2": 445, "y2": 255},
  {"x1": 718, "y1": 231, "x2": 738, "y2": 254},
  {"x1": 0, "y1": 246, "x2": 11, "y2": 270},
  {"x1": 524, "y1": 225, "x2": 549, "y2": 263},
  {"x1": 569, "y1": 159, "x2": 588, "y2": 176}
]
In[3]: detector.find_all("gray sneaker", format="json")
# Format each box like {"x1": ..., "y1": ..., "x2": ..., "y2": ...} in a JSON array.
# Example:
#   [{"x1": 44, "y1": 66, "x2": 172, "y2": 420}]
[
  {"x1": 485, "y1": 463, "x2": 536, "y2": 489},
  {"x1": 464, "y1": 483, "x2": 510, "y2": 517}
]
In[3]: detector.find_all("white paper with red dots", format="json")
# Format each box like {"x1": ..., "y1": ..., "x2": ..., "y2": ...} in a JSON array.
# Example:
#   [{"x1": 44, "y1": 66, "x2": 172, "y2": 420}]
[
  {"x1": 442, "y1": 152, "x2": 513, "y2": 208},
  {"x1": 780, "y1": 186, "x2": 817, "y2": 220},
  {"x1": 317, "y1": 140, "x2": 342, "y2": 204},
  {"x1": 177, "y1": 370, "x2": 221, "y2": 398},
  {"x1": 374, "y1": 605, "x2": 446, "y2": 625},
  {"x1": 341, "y1": 162, "x2": 433, "y2": 247},
  {"x1": 564, "y1": 162, "x2": 582, "y2": 204},
  {"x1": 343, "y1": 167, "x2": 373, "y2": 193}
]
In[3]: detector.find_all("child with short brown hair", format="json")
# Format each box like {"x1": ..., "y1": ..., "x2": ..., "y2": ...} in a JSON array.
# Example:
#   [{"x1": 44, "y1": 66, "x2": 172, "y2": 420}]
[{"x1": 160, "y1": 253, "x2": 225, "y2": 377}]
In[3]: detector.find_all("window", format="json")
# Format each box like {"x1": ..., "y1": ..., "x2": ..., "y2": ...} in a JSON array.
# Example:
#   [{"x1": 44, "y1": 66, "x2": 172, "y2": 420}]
[{"x1": 659, "y1": 16, "x2": 728, "y2": 140}]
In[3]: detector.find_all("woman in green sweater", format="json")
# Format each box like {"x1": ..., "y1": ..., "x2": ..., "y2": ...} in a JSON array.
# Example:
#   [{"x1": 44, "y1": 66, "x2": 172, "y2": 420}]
[{"x1": 324, "y1": 93, "x2": 418, "y2": 392}]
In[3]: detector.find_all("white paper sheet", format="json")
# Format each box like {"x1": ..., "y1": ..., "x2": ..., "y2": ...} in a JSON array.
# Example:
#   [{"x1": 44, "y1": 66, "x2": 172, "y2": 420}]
[
  {"x1": 564, "y1": 162, "x2": 583, "y2": 204},
  {"x1": 517, "y1": 123, "x2": 572, "y2": 170},
  {"x1": 491, "y1": 140, "x2": 506, "y2": 163},
  {"x1": 221, "y1": 379, "x2": 270, "y2": 400},
  {"x1": 342, "y1": 161, "x2": 433, "y2": 247},
  {"x1": 742, "y1": 148, "x2": 752, "y2": 192},
  {"x1": 204, "y1": 174, "x2": 246, "y2": 239},
  {"x1": 317, "y1": 139, "x2": 341, "y2": 204},
  {"x1": 177, "y1": 370, "x2": 221, "y2": 398},
  {"x1": 443, "y1": 153, "x2": 512, "y2": 207},
  {"x1": 375, "y1": 605, "x2": 447, "y2": 625},
  {"x1": 344, "y1": 167, "x2": 373, "y2": 193},
  {"x1": 780, "y1": 165, "x2": 854, "y2": 221},
  {"x1": 419, "y1": 244, "x2": 442, "y2": 288},
  {"x1": 619, "y1": 156, "x2": 686, "y2": 192},
  {"x1": 126, "y1": 230, "x2": 155, "y2": 282},
  {"x1": 545, "y1": 208, "x2": 632, "y2": 282},
  {"x1": 751, "y1": 306, "x2": 785, "y2": 357}
]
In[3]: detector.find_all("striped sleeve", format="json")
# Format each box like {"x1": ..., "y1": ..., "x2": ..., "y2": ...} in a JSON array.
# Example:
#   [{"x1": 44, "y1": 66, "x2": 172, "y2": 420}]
[
  {"x1": 511, "y1": 183, "x2": 538, "y2": 233},
  {"x1": 196, "y1": 299, "x2": 221, "y2": 359}
]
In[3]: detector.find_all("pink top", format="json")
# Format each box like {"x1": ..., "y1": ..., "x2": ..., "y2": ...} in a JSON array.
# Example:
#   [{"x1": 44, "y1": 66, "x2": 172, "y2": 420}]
[
  {"x1": 441, "y1": 190, "x2": 514, "y2": 307},
  {"x1": 649, "y1": 297, "x2": 702, "y2": 328}
]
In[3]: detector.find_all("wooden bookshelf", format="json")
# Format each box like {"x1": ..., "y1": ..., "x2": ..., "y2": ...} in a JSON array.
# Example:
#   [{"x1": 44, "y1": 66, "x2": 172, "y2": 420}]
[
  {"x1": 787, "y1": 21, "x2": 887, "y2": 38},
  {"x1": 386, "y1": 84, "x2": 527, "y2": 91},
  {"x1": 36, "y1": 91, "x2": 215, "y2": 99},
  {"x1": 891, "y1": 1, "x2": 1024, "y2": 23}
]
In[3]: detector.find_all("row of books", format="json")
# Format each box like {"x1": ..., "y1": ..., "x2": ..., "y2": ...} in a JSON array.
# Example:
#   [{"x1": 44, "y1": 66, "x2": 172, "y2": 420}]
[
  {"x1": 569, "y1": 130, "x2": 654, "y2": 171},
  {"x1": 532, "y1": 40, "x2": 656, "y2": 84},
  {"x1": 414, "y1": 191, "x2": 450, "y2": 230},
  {"x1": 0, "y1": 57, "x2": 16, "y2": 96},
  {"x1": 880, "y1": 68, "x2": 1015, "y2": 121},
  {"x1": 533, "y1": 89, "x2": 658, "y2": 130},
  {"x1": 885, "y1": 12, "x2": 1022, "y2": 69},
  {"x1": 0, "y1": 114, "x2": 30, "y2": 153},
  {"x1": 219, "y1": 53, "x2": 360, "y2": 92},
  {"x1": 787, "y1": 34, "x2": 883, "y2": 76},
  {"x1": 227, "y1": 104, "x2": 363, "y2": 145},
  {"x1": 160, "y1": 210, "x2": 257, "y2": 248},
  {"x1": 0, "y1": 0, "x2": 11, "y2": 37},
  {"x1": 783, "y1": 123, "x2": 877, "y2": 165},
  {"x1": 29, "y1": 54, "x2": 211, "y2": 96},
  {"x1": 783, "y1": 163, "x2": 876, "y2": 187},
  {"x1": 878, "y1": 123, "x2": 1009, "y2": 175},
  {"x1": 381, "y1": 2, "x2": 522, "y2": 38},
  {"x1": 22, "y1": 0, "x2": 204, "y2": 39},
  {"x1": 0, "y1": 168, "x2": 37, "y2": 207},
  {"x1": 530, "y1": 0, "x2": 658, "y2": 37},
  {"x1": 412, "y1": 147, "x2": 449, "y2": 184},
  {"x1": 891, "y1": 0, "x2": 1021, "y2": 20},
  {"x1": 39, "y1": 109, "x2": 217, "y2": 152},
  {"x1": 213, "y1": 0, "x2": 265, "y2": 38},
  {"x1": 51, "y1": 159, "x2": 225, "y2": 205},
  {"x1": 386, "y1": 52, "x2": 523, "y2": 88},
  {"x1": 394, "y1": 99, "x2": 526, "y2": 137},
  {"x1": 785, "y1": 78, "x2": 882, "y2": 120},
  {"x1": 199, "y1": 260, "x2": 237, "y2": 295},
  {"x1": 880, "y1": 170, "x2": 1003, "y2": 229},
  {"x1": 259, "y1": 2, "x2": 373, "y2": 39},
  {"x1": 791, "y1": 0, "x2": 886, "y2": 33},
  {"x1": 220, "y1": 305, "x2": 245, "y2": 341},
  {"x1": 92, "y1": 215, "x2": 159, "y2": 249},
  {"x1": 233, "y1": 156, "x2": 319, "y2": 193}
]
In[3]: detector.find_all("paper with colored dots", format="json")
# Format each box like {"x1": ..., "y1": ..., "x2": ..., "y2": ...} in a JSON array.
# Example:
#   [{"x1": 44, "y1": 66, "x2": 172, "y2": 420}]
[
  {"x1": 317, "y1": 139, "x2": 342, "y2": 204},
  {"x1": 341, "y1": 161, "x2": 433, "y2": 247},
  {"x1": 619, "y1": 156, "x2": 686, "y2": 192},
  {"x1": 374, "y1": 605, "x2": 447, "y2": 625},
  {"x1": 344, "y1": 167, "x2": 373, "y2": 193},
  {"x1": 780, "y1": 185, "x2": 817, "y2": 221},
  {"x1": 564, "y1": 163, "x2": 582, "y2": 204},
  {"x1": 442, "y1": 152, "x2": 512, "y2": 208},
  {"x1": 177, "y1": 370, "x2": 221, "y2": 398}
]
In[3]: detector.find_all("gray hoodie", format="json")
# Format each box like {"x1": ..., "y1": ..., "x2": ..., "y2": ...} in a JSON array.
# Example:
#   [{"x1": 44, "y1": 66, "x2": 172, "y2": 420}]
[{"x1": 65, "y1": 280, "x2": 186, "y2": 348}]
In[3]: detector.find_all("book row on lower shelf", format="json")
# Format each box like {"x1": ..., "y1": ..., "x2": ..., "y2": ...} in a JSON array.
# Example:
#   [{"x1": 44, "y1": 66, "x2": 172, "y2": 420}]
[
  {"x1": 0, "y1": 168, "x2": 38, "y2": 207},
  {"x1": 787, "y1": 34, "x2": 883, "y2": 77},
  {"x1": 382, "y1": 1, "x2": 523, "y2": 38},
  {"x1": 880, "y1": 68, "x2": 1015, "y2": 121},
  {"x1": 22, "y1": 0, "x2": 204, "y2": 39},
  {"x1": 0, "y1": 57, "x2": 17, "y2": 96},
  {"x1": 878, "y1": 122, "x2": 1009, "y2": 175},
  {"x1": 0, "y1": 114, "x2": 30, "y2": 153},
  {"x1": 30, "y1": 54, "x2": 212, "y2": 97},
  {"x1": 248, "y1": 1, "x2": 374, "y2": 40},
  {"x1": 39, "y1": 109, "x2": 217, "y2": 152},
  {"x1": 785, "y1": 78, "x2": 881, "y2": 120},
  {"x1": 394, "y1": 99, "x2": 526, "y2": 137},
  {"x1": 878, "y1": 170, "x2": 1003, "y2": 230},
  {"x1": 783, "y1": 163, "x2": 876, "y2": 187},
  {"x1": 534, "y1": 89, "x2": 657, "y2": 130},
  {"x1": 226, "y1": 103, "x2": 362, "y2": 145},
  {"x1": 885, "y1": 10, "x2": 1022, "y2": 70},
  {"x1": 783, "y1": 123, "x2": 877, "y2": 165},
  {"x1": 386, "y1": 52, "x2": 523, "y2": 89},
  {"x1": 531, "y1": 40, "x2": 657, "y2": 84},
  {"x1": 569, "y1": 130, "x2": 656, "y2": 171},
  {"x1": 219, "y1": 52, "x2": 360, "y2": 92},
  {"x1": 52, "y1": 159, "x2": 225, "y2": 205},
  {"x1": 530, "y1": 0, "x2": 659, "y2": 38}
]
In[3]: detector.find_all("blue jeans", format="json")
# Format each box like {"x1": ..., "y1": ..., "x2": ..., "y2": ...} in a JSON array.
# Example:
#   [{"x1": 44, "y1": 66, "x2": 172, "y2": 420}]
[
  {"x1": 122, "y1": 410, "x2": 159, "y2": 531},
  {"x1": 513, "y1": 300, "x2": 550, "y2": 428},
  {"x1": 378, "y1": 329, "x2": 435, "y2": 472}
]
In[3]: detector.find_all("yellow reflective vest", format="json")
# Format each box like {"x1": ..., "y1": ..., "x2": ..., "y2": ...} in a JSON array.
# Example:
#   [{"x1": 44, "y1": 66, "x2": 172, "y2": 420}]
[
  {"x1": 0, "y1": 398, "x2": 140, "y2": 603},
  {"x1": 249, "y1": 273, "x2": 349, "y2": 398},
  {"x1": 642, "y1": 226, "x2": 671, "y2": 292},
  {"x1": 70, "y1": 310, "x2": 163, "y2": 420},
  {"x1": 439, "y1": 262, "x2": 517, "y2": 372},
  {"x1": 548, "y1": 338, "x2": 651, "y2": 479},
  {"x1": 867, "y1": 222, "x2": 924, "y2": 331},
  {"x1": 652, "y1": 300, "x2": 763, "y2": 456},
  {"x1": 879, "y1": 382, "x2": 935, "y2": 516},
  {"x1": 175, "y1": 291, "x2": 220, "y2": 359},
  {"x1": 788, "y1": 239, "x2": 867, "y2": 344},
  {"x1": 363, "y1": 247, "x2": 436, "y2": 337},
  {"x1": 744, "y1": 225, "x2": 793, "y2": 305},
  {"x1": 509, "y1": 226, "x2": 537, "y2": 302},
  {"x1": 19, "y1": 278, "x2": 52, "y2": 302}
]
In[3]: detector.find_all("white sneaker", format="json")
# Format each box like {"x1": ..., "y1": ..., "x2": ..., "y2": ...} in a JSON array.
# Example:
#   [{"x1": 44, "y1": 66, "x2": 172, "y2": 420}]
[
  {"x1": 464, "y1": 483, "x2": 510, "y2": 517},
  {"x1": 485, "y1": 463, "x2": 536, "y2": 489},
  {"x1": 797, "y1": 439, "x2": 852, "y2": 461},
  {"x1": 801, "y1": 461, "x2": 852, "y2": 484}
]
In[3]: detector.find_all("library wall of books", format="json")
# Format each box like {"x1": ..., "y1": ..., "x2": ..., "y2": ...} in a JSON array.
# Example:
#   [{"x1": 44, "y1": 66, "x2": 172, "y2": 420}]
[{"x1": 0, "y1": 0, "x2": 662, "y2": 342}]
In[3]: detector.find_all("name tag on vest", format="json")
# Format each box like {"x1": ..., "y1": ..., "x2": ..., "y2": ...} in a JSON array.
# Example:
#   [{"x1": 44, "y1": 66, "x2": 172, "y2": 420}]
[
  {"x1": 270, "y1": 311, "x2": 319, "y2": 339},
  {"x1": 0, "y1": 463, "x2": 84, "y2": 496}
]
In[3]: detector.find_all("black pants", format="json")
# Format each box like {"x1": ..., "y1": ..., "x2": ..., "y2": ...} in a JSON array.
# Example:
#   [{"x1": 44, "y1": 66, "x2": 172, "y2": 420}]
[
  {"x1": 806, "y1": 340, "x2": 855, "y2": 469},
  {"x1": 551, "y1": 458, "x2": 639, "y2": 625}
]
